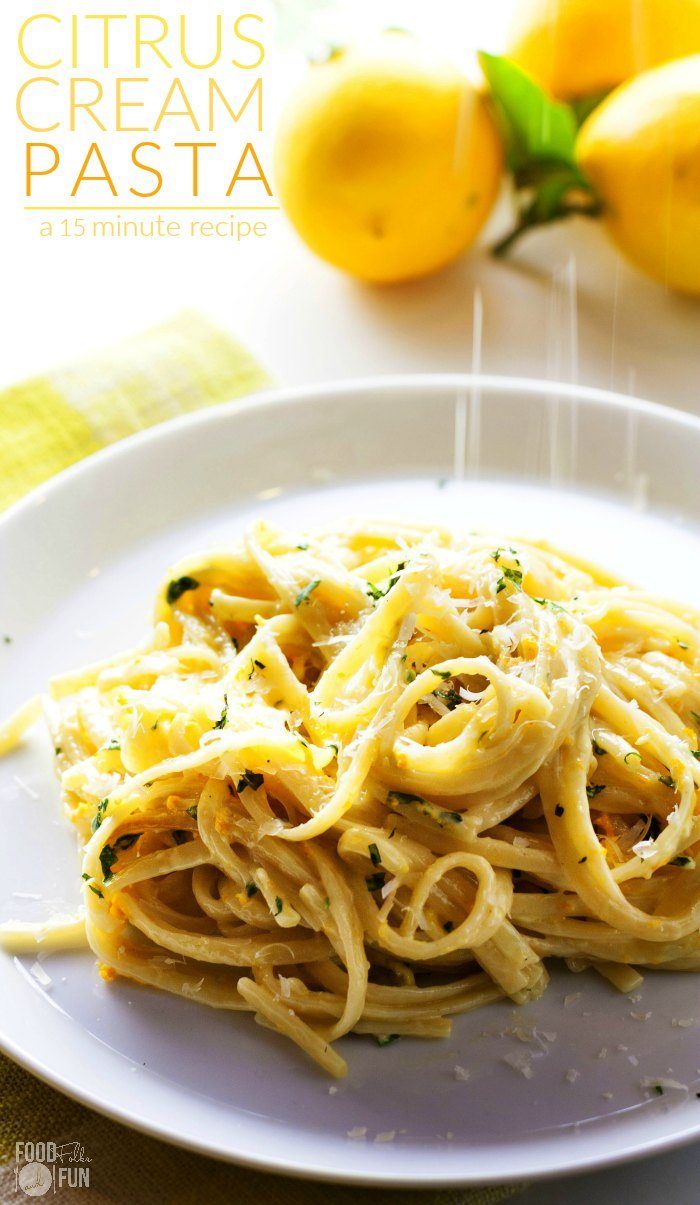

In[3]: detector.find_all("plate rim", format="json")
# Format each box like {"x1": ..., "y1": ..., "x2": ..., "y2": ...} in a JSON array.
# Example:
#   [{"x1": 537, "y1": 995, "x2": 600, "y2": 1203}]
[
  {"x1": 3, "y1": 370, "x2": 700, "y2": 539},
  {"x1": 3, "y1": 371, "x2": 700, "y2": 1186}
]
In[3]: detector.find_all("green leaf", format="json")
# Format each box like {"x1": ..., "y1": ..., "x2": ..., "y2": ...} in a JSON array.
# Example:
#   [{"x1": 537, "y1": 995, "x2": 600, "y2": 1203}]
[
  {"x1": 478, "y1": 52, "x2": 601, "y2": 257},
  {"x1": 294, "y1": 579, "x2": 320, "y2": 607},
  {"x1": 478, "y1": 52, "x2": 578, "y2": 173}
]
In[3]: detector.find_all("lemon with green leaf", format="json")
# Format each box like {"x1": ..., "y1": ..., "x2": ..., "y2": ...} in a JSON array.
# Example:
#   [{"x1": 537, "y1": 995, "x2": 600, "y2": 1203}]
[
  {"x1": 480, "y1": 51, "x2": 700, "y2": 295},
  {"x1": 577, "y1": 55, "x2": 700, "y2": 295},
  {"x1": 506, "y1": 0, "x2": 700, "y2": 103},
  {"x1": 274, "y1": 34, "x2": 502, "y2": 283}
]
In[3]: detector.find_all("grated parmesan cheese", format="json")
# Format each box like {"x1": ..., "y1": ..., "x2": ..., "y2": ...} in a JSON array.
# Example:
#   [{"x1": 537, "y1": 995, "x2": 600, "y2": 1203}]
[{"x1": 503, "y1": 1051, "x2": 534, "y2": 1079}]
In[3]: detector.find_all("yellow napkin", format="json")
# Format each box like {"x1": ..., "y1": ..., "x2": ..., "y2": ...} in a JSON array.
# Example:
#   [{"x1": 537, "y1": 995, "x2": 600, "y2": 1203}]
[
  {"x1": 0, "y1": 314, "x2": 523, "y2": 1204},
  {"x1": 0, "y1": 310, "x2": 268, "y2": 513}
]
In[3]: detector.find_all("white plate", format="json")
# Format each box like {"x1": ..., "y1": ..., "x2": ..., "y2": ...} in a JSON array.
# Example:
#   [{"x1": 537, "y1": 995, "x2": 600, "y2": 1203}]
[{"x1": 3, "y1": 375, "x2": 700, "y2": 1188}]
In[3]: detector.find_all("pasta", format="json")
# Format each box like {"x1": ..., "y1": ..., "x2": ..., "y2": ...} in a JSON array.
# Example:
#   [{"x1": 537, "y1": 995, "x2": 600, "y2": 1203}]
[{"x1": 4, "y1": 517, "x2": 700, "y2": 1078}]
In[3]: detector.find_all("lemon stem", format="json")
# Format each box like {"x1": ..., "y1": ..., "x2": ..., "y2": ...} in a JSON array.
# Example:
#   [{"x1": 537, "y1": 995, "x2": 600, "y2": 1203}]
[{"x1": 493, "y1": 194, "x2": 603, "y2": 258}]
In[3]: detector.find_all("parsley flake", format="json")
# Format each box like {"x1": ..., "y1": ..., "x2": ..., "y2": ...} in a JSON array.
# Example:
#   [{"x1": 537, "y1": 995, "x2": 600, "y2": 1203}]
[
  {"x1": 91, "y1": 798, "x2": 109, "y2": 834},
  {"x1": 366, "y1": 562, "x2": 406, "y2": 603},
  {"x1": 236, "y1": 770, "x2": 264, "y2": 793},
  {"x1": 166, "y1": 576, "x2": 200, "y2": 605},
  {"x1": 294, "y1": 579, "x2": 320, "y2": 607},
  {"x1": 213, "y1": 693, "x2": 229, "y2": 730},
  {"x1": 387, "y1": 790, "x2": 424, "y2": 806}
]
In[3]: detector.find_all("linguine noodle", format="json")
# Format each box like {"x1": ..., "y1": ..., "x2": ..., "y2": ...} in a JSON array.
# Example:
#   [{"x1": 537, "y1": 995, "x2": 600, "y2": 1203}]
[{"x1": 3, "y1": 518, "x2": 700, "y2": 1077}]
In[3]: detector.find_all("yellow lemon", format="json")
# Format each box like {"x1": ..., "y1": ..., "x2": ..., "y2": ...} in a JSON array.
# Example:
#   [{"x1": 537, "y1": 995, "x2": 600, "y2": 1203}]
[
  {"x1": 274, "y1": 35, "x2": 502, "y2": 283},
  {"x1": 507, "y1": 0, "x2": 700, "y2": 100},
  {"x1": 577, "y1": 55, "x2": 700, "y2": 295}
]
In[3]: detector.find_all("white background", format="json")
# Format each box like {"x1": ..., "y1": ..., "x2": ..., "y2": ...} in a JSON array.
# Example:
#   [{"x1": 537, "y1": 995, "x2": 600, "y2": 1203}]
[
  {"x1": 1, "y1": 0, "x2": 698, "y2": 412},
  {"x1": 1, "y1": 0, "x2": 699, "y2": 1199}
]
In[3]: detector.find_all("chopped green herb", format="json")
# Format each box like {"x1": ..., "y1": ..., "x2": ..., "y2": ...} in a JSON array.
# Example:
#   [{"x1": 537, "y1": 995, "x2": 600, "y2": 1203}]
[
  {"x1": 166, "y1": 576, "x2": 200, "y2": 605},
  {"x1": 186, "y1": 804, "x2": 198, "y2": 820},
  {"x1": 88, "y1": 883, "x2": 104, "y2": 899},
  {"x1": 654, "y1": 1085, "x2": 664, "y2": 1096},
  {"x1": 368, "y1": 842, "x2": 381, "y2": 866},
  {"x1": 328, "y1": 743, "x2": 339, "y2": 757},
  {"x1": 105, "y1": 739, "x2": 121, "y2": 751},
  {"x1": 433, "y1": 685, "x2": 461, "y2": 710},
  {"x1": 245, "y1": 882, "x2": 258, "y2": 898},
  {"x1": 691, "y1": 712, "x2": 700, "y2": 726},
  {"x1": 294, "y1": 579, "x2": 321, "y2": 607},
  {"x1": 658, "y1": 775, "x2": 676, "y2": 789},
  {"x1": 375, "y1": 1033, "x2": 400, "y2": 1047},
  {"x1": 491, "y1": 547, "x2": 519, "y2": 564},
  {"x1": 3, "y1": 635, "x2": 12, "y2": 644},
  {"x1": 99, "y1": 845, "x2": 118, "y2": 883},
  {"x1": 502, "y1": 566, "x2": 523, "y2": 590},
  {"x1": 671, "y1": 856, "x2": 694, "y2": 868},
  {"x1": 533, "y1": 597, "x2": 567, "y2": 613},
  {"x1": 387, "y1": 790, "x2": 424, "y2": 806},
  {"x1": 693, "y1": 751, "x2": 700, "y2": 761},
  {"x1": 440, "y1": 810, "x2": 463, "y2": 824},
  {"x1": 213, "y1": 692, "x2": 228, "y2": 730},
  {"x1": 554, "y1": 804, "x2": 565, "y2": 816},
  {"x1": 586, "y1": 784, "x2": 605, "y2": 798},
  {"x1": 433, "y1": 668, "x2": 452, "y2": 680},
  {"x1": 150, "y1": 719, "x2": 160, "y2": 730},
  {"x1": 366, "y1": 563, "x2": 406, "y2": 602},
  {"x1": 496, "y1": 578, "x2": 507, "y2": 594},
  {"x1": 365, "y1": 872, "x2": 386, "y2": 892},
  {"x1": 91, "y1": 797, "x2": 109, "y2": 834},
  {"x1": 274, "y1": 896, "x2": 283, "y2": 915},
  {"x1": 172, "y1": 829, "x2": 189, "y2": 845},
  {"x1": 406, "y1": 668, "x2": 417, "y2": 683},
  {"x1": 116, "y1": 832, "x2": 141, "y2": 850},
  {"x1": 624, "y1": 751, "x2": 642, "y2": 764},
  {"x1": 81, "y1": 872, "x2": 90, "y2": 881},
  {"x1": 578, "y1": 855, "x2": 587, "y2": 864},
  {"x1": 99, "y1": 832, "x2": 142, "y2": 883},
  {"x1": 54, "y1": 746, "x2": 62, "y2": 755},
  {"x1": 296, "y1": 542, "x2": 309, "y2": 550},
  {"x1": 236, "y1": 769, "x2": 264, "y2": 793},
  {"x1": 592, "y1": 739, "x2": 607, "y2": 757},
  {"x1": 324, "y1": 896, "x2": 330, "y2": 908},
  {"x1": 254, "y1": 659, "x2": 266, "y2": 670}
]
